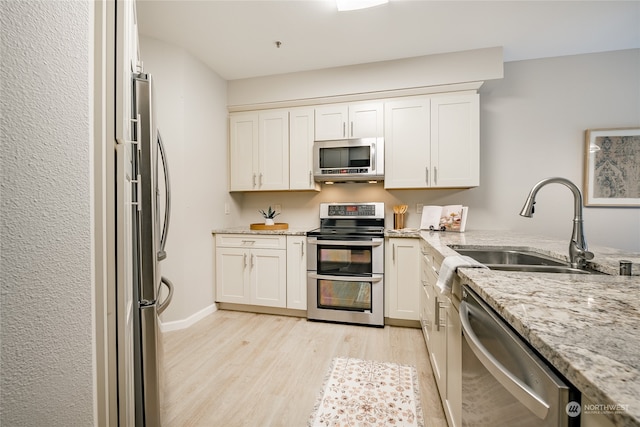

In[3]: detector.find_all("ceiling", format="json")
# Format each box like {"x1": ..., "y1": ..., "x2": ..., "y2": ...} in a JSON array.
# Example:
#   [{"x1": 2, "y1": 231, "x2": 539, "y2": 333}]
[{"x1": 136, "y1": 0, "x2": 640, "y2": 81}]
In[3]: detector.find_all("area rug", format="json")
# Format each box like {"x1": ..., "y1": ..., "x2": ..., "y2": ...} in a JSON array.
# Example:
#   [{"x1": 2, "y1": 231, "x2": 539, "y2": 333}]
[{"x1": 308, "y1": 357, "x2": 424, "y2": 427}]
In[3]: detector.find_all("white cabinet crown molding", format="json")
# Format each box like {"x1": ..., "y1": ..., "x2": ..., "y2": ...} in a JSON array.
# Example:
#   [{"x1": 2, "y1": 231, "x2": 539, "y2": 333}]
[{"x1": 227, "y1": 82, "x2": 483, "y2": 113}]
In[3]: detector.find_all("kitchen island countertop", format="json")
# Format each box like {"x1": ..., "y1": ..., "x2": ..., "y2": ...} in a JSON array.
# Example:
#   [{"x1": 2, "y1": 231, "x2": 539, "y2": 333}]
[{"x1": 419, "y1": 230, "x2": 640, "y2": 427}]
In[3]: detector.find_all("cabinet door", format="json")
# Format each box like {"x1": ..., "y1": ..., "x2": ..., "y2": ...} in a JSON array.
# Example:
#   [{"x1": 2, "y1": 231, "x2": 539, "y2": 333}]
[
  {"x1": 348, "y1": 102, "x2": 383, "y2": 138},
  {"x1": 430, "y1": 94, "x2": 479, "y2": 188},
  {"x1": 420, "y1": 251, "x2": 433, "y2": 345},
  {"x1": 216, "y1": 247, "x2": 249, "y2": 303},
  {"x1": 286, "y1": 236, "x2": 307, "y2": 309},
  {"x1": 431, "y1": 294, "x2": 448, "y2": 395},
  {"x1": 229, "y1": 112, "x2": 258, "y2": 191},
  {"x1": 258, "y1": 110, "x2": 289, "y2": 190},
  {"x1": 384, "y1": 98, "x2": 431, "y2": 189},
  {"x1": 445, "y1": 304, "x2": 462, "y2": 427},
  {"x1": 315, "y1": 104, "x2": 348, "y2": 140},
  {"x1": 289, "y1": 108, "x2": 319, "y2": 191},
  {"x1": 251, "y1": 248, "x2": 287, "y2": 308},
  {"x1": 386, "y1": 238, "x2": 420, "y2": 320}
]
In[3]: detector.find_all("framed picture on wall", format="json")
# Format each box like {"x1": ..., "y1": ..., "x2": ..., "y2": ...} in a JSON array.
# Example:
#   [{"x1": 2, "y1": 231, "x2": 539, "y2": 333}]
[{"x1": 584, "y1": 127, "x2": 640, "y2": 206}]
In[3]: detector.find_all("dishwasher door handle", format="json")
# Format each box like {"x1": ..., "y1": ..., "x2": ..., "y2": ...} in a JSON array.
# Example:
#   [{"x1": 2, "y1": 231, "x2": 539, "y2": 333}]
[{"x1": 459, "y1": 301, "x2": 550, "y2": 420}]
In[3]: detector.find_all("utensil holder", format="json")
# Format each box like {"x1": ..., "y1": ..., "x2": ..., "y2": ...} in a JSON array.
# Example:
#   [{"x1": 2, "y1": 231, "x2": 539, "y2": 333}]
[{"x1": 393, "y1": 213, "x2": 405, "y2": 230}]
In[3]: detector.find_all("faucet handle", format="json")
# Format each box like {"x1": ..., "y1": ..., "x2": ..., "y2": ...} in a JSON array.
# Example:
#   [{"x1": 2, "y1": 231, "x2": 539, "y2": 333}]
[{"x1": 583, "y1": 250, "x2": 594, "y2": 261}]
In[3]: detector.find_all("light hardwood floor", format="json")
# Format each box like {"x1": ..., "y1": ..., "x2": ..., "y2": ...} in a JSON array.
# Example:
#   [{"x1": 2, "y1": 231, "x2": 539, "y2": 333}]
[{"x1": 161, "y1": 310, "x2": 447, "y2": 427}]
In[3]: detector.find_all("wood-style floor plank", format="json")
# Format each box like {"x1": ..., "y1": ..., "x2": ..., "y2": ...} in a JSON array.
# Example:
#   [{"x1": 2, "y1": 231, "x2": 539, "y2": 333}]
[{"x1": 161, "y1": 310, "x2": 448, "y2": 427}]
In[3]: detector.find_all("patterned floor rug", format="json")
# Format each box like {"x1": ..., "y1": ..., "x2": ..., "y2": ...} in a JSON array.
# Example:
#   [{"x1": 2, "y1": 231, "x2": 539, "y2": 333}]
[{"x1": 308, "y1": 357, "x2": 424, "y2": 427}]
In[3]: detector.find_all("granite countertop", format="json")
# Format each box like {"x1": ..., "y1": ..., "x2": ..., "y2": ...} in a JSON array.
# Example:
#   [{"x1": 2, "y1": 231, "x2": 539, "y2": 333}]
[
  {"x1": 212, "y1": 226, "x2": 310, "y2": 236},
  {"x1": 418, "y1": 230, "x2": 640, "y2": 427}
]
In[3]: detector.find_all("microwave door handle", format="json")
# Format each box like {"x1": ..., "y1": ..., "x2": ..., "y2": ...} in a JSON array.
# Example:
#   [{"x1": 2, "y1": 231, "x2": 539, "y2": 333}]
[
  {"x1": 307, "y1": 238, "x2": 383, "y2": 247},
  {"x1": 459, "y1": 301, "x2": 550, "y2": 420},
  {"x1": 371, "y1": 142, "x2": 376, "y2": 170}
]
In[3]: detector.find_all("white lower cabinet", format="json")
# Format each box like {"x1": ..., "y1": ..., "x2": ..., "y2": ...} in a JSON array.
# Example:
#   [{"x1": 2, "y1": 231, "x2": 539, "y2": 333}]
[
  {"x1": 385, "y1": 238, "x2": 420, "y2": 320},
  {"x1": 286, "y1": 236, "x2": 307, "y2": 310},
  {"x1": 215, "y1": 234, "x2": 308, "y2": 310},
  {"x1": 215, "y1": 234, "x2": 287, "y2": 308},
  {"x1": 420, "y1": 240, "x2": 461, "y2": 427},
  {"x1": 431, "y1": 292, "x2": 448, "y2": 397},
  {"x1": 445, "y1": 302, "x2": 462, "y2": 427}
]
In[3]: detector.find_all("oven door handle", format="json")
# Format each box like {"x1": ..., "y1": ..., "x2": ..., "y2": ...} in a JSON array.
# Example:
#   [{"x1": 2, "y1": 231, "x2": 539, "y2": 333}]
[
  {"x1": 459, "y1": 301, "x2": 550, "y2": 420},
  {"x1": 308, "y1": 273, "x2": 383, "y2": 283},
  {"x1": 307, "y1": 238, "x2": 383, "y2": 247}
]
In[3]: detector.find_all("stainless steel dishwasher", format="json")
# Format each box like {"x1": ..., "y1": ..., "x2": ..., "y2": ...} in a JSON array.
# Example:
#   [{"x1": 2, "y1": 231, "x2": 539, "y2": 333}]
[{"x1": 460, "y1": 285, "x2": 580, "y2": 426}]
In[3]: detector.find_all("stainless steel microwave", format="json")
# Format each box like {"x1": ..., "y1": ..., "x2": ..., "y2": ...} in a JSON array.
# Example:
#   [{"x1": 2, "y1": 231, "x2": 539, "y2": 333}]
[{"x1": 313, "y1": 137, "x2": 384, "y2": 182}]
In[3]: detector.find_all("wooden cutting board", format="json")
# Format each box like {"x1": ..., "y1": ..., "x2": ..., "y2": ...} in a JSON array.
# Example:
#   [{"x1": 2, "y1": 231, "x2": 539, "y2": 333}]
[{"x1": 249, "y1": 223, "x2": 289, "y2": 230}]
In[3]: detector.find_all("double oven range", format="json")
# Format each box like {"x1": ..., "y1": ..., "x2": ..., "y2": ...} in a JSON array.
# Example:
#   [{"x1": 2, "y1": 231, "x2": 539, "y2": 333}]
[{"x1": 307, "y1": 203, "x2": 385, "y2": 327}]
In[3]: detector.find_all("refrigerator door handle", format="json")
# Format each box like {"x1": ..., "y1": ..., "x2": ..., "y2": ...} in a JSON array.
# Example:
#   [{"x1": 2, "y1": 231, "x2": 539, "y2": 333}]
[
  {"x1": 157, "y1": 276, "x2": 174, "y2": 315},
  {"x1": 157, "y1": 131, "x2": 171, "y2": 262}
]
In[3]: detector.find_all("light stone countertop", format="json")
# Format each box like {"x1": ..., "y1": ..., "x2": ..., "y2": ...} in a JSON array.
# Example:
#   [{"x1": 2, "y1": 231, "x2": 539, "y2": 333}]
[
  {"x1": 212, "y1": 226, "x2": 310, "y2": 236},
  {"x1": 416, "y1": 230, "x2": 640, "y2": 427}
]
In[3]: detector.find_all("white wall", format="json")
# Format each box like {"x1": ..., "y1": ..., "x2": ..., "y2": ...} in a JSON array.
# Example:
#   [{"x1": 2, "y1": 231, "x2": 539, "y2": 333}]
[
  {"x1": 0, "y1": 1, "x2": 95, "y2": 425},
  {"x1": 228, "y1": 47, "x2": 504, "y2": 107},
  {"x1": 230, "y1": 49, "x2": 640, "y2": 252},
  {"x1": 138, "y1": 36, "x2": 229, "y2": 324}
]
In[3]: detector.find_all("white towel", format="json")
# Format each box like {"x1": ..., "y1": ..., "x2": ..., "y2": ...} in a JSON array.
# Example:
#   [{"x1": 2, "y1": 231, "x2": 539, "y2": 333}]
[{"x1": 436, "y1": 255, "x2": 487, "y2": 294}]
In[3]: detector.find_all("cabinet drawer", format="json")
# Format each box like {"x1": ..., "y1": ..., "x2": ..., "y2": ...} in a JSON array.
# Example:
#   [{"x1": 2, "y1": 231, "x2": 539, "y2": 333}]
[{"x1": 216, "y1": 234, "x2": 286, "y2": 249}]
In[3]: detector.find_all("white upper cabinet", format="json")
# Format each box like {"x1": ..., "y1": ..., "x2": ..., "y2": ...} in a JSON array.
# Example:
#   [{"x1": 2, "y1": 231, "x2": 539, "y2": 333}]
[
  {"x1": 430, "y1": 94, "x2": 480, "y2": 188},
  {"x1": 229, "y1": 110, "x2": 289, "y2": 191},
  {"x1": 258, "y1": 110, "x2": 289, "y2": 190},
  {"x1": 229, "y1": 91, "x2": 478, "y2": 192},
  {"x1": 384, "y1": 98, "x2": 431, "y2": 189},
  {"x1": 384, "y1": 93, "x2": 479, "y2": 189},
  {"x1": 314, "y1": 102, "x2": 383, "y2": 141},
  {"x1": 229, "y1": 112, "x2": 258, "y2": 191},
  {"x1": 289, "y1": 107, "x2": 320, "y2": 191}
]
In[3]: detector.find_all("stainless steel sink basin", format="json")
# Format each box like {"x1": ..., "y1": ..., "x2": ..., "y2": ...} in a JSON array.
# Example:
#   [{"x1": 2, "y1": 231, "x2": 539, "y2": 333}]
[
  {"x1": 486, "y1": 265, "x2": 594, "y2": 274},
  {"x1": 450, "y1": 246, "x2": 566, "y2": 266},
  {"x1": 449, "y1": 246, "x2": 602, "y2": 274}
]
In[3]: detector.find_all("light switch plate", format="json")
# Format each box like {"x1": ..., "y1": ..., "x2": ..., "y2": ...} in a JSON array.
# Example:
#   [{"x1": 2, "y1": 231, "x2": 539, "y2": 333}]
[{"x1": 416, "y1": 203, "x2": 424, "y2": 214}]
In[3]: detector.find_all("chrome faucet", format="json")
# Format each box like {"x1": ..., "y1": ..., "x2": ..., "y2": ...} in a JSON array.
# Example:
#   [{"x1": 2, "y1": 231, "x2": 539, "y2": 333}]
[{"x1": 520, "y1": 177, "x2": 594, "y2": 269}]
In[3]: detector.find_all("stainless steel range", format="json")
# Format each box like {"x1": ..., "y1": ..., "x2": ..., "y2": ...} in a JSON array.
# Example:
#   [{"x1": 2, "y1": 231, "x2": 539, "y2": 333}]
[{"x1": 307, "y1": 202, "x2": 385, "y2": 327}]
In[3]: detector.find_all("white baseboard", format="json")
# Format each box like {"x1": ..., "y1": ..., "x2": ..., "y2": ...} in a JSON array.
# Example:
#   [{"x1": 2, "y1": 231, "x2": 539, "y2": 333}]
[{"x1": 159, "y1": 303, "x2": 218, "y2": 332}]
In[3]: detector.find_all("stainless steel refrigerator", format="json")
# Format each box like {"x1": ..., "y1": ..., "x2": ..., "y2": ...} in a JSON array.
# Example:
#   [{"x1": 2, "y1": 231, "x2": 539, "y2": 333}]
[{"x1": 131, "y1": 72, "x2": 174, "y2": 426}]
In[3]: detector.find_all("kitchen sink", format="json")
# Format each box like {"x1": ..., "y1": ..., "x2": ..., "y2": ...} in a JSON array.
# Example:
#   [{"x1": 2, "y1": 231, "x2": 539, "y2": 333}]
[
  {"x1": 449, "y1": 246, "x2": 602, "y2": 274},
  {"x1": 450, "y1": 246, "x2": 566, "y2": 266},
  {"x1": 485, "y1": 265, "x2": 596, "y2": 274}
]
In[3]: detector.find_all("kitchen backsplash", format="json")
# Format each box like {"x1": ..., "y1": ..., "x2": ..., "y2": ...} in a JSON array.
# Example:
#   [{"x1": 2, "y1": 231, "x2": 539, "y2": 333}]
[{"x1": 228, "y1": 183, "x2": 483, "y2": 230}]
